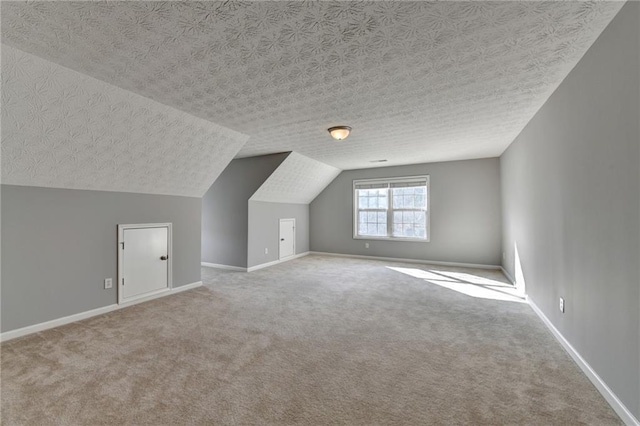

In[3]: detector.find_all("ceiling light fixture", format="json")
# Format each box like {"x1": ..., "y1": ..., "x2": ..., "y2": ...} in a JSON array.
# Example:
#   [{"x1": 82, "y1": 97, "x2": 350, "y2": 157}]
[{"x1": 328, "y1": 126, "x2": 351, "y2": 140}]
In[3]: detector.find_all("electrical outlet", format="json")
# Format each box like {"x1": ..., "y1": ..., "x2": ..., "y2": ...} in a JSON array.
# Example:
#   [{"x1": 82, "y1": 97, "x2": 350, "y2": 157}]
[
  {"x1": 559, "y1": 297, "x2": 565, "y2": 313},
  {"x1": 104, "y1": 278, "x2": 112, "y2": 289},
  {"x1": 365, "y1": 242, "x2": 370, "y2": 249},
  {"x1": 265, "y1": 248, "x2": 268, "y2": 254}
]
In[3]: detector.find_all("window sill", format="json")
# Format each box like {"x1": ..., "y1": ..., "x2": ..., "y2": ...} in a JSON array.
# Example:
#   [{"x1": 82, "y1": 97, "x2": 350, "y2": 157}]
[{"x1": 353, "y1": 235, "x2": 429, "y2": 243}]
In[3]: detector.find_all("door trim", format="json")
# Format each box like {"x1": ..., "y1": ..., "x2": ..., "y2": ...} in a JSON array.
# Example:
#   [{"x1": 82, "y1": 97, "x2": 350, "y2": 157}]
[
  {"x1": 117, "y1": 223, "x2": 172, "y2": 305},
  {"x1": 279, "y1": 218, "x2": 296, "y2": 261}
]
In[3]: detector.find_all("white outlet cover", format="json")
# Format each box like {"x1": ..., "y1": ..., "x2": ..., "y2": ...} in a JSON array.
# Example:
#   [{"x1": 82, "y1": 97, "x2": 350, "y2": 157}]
[{"x1": 105, "y1": 278, "x2": 113, "y2": 289}]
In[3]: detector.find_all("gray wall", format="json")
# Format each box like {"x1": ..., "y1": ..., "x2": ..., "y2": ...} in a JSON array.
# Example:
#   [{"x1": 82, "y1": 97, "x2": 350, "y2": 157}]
[
  {"x1": 310, "y1": 158, "x2": 501, "y2": 265},
  {"x1": 501, "y1": 2, "x2": 639, "y2": 418},
  {"x1": 1, "y1": 184, "x2": 202, "y2": 332},
  {"x1": 201, "y1": 153, "x2": 288, "y2": 268},
  {"x1": 248, "y1": 201, "x2": 309, "y2": 268}
]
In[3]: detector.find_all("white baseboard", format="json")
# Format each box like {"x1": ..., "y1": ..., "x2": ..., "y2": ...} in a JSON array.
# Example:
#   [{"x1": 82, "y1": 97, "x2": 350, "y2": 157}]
[
  {"x1": 247, "y1": 251, "x2": 310, "y2": 272},
  {"x1": 528, "y1": 298, "x2": 639, "y2": 426},
  {"x1": 118, "y1": 281, "x2": 202, "y2": 308},
  {"x1": 1, "y1": 304, "x2": 119, "y2": 343},
  {"x1": 0, "y1": 281, "x2": 203, "y2": 343},
  {"x1": 500, "y1": 266, "x2": 516, "y2": 285},
  {"x1": 171, "y1": 281, "x2": 202, "y2": 293},
  {"x1": 201, "y1": 262, "x2": 247, "y2": 272},
  {"x1": 309, "y1": 251, "x2": 501, "y2": 270}
]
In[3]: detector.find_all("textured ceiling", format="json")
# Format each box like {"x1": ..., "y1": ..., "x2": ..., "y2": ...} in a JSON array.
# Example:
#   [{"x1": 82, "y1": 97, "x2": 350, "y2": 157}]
[
  {"x1": 1, "y1": 46, "x2": 248, "y2": 197},
  {"x1": 1, "y1": 1, "x2": 624, "y2": 170},
  {"x1": 250, "y1": 152, "x2": 341, "y2": 204}
]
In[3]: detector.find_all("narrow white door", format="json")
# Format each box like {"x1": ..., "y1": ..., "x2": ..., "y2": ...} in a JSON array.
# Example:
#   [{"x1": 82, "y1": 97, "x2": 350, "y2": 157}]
[
  {"x1": 120, "y1": 225, "x2": 170, "y2": 302},
  {"x1": 279, "y1": 219, "x2": 295, "y2": 260}
]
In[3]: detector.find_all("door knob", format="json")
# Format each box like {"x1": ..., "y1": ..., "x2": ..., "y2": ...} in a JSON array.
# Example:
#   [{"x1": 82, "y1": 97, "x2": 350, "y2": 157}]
[{"x1": 160, "y1": 255, "x2": 168, "y2": 260}]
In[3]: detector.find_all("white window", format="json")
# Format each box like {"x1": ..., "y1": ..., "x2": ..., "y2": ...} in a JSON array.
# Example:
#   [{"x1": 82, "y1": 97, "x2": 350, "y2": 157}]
[{"x1": 353, "y1": 176, "x2": 429, "y2": 241}]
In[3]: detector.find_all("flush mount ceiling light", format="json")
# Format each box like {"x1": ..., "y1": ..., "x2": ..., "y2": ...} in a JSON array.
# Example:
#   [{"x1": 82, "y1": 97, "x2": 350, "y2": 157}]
[{"x1": 328, "y1": 126, "x2": 351, "y2": 141}]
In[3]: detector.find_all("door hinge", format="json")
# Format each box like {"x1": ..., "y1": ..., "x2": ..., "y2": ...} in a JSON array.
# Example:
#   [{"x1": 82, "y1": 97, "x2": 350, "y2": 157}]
[
  {"x1": 120, "y1": 242, "x2": 125, "y2": 249},
  {"x1": 122, "y1": 278, "x2": 125, "y2": 286}
]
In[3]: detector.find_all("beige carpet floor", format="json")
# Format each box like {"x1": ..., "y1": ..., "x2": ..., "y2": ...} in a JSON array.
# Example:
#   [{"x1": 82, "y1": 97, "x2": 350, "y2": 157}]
[{"x1": 1, "y1": 255, "x2": 621, "y2": 425}]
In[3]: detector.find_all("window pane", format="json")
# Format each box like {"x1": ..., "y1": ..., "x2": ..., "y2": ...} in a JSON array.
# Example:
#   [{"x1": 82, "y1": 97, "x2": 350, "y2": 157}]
[
  {"x1": 403, "y1": 195, "x2": 415, "y2": 208},
  {"x1": 359, "y1": 212, "x2": 368, "y2": 225},
  {"x1": 391, "y1": 187, "x2": 427, "y2": 209},
  {"x1": 358, "y1": 196, "x2": 367, "y2": 209},
  {"x1": 358, "y1": 188, "x2": 385, "y2": 200},
  {"x1": 392, "y1": 209, "x2": 426, "y2": 238},
  {"x1": 358, "y1": 210, "x2": 388, "y2": 237},
  {"x1": 359, "y1": 223, "x2": 367, "y2": 234},
  {"x1": 378, "y1": 191, "x2": 388, "y2": 208},
  {"x1": 406, "y1": 227, "x2": 416, "y2": 238},
  {"x1": 356, "y1": 179, "x2": 427, "y2": 240},
  {"x1": 373, "y1": 196, "x2": 387, "y2": 209}
]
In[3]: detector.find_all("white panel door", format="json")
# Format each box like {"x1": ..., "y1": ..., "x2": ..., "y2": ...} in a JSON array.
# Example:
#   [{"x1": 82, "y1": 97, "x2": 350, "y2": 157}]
[
  {"x1": 279, "y1": 219, "x2": 295, "y2": 260},
  {"x1": 122, "y1": 226, "x2": 169, "y2": 301}
]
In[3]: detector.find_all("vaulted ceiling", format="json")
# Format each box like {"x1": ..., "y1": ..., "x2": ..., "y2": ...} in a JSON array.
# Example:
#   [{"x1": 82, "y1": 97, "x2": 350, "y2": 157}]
[
  {"x1": 2, "y1": 1, "x2": 624, "y2": 173},
  {"x1": 251, "y1": 152, "x2": 341, "y2": 204},
  {"x1": 1, "y1": 46, "x2": 248, "y2": 197}
]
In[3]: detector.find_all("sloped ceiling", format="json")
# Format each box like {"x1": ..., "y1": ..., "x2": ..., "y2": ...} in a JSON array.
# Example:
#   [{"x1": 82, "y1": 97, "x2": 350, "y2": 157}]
[
  {"x1": 250, "y1": 152, "x2": 340, "y2": 204},
  {"x1": 1, "y1": 46, "x2": 248, "y2": 197},
  {"x1": 1, "y1": 1, "x2": 624, "y2": 170}
]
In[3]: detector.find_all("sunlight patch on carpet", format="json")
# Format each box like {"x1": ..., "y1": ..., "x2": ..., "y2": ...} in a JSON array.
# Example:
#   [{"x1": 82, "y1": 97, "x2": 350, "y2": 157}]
[{"x1": 386, "y1": 266, "x2": 526, "y2": 303}]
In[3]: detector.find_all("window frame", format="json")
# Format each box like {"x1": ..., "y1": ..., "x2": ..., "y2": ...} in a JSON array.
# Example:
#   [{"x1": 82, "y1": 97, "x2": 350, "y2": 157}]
[{"x1": 353, "y1": 175, "x2": 430, "y2": 243}]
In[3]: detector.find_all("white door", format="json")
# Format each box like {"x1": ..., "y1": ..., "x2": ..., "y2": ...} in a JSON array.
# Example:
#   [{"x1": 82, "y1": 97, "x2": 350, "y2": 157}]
[
  {"x1": 119, "y1": 224, "x2": 171, "y2": 303},
  {"x1": 279, "y1": 219, "x2": 295, "y2": 260}
]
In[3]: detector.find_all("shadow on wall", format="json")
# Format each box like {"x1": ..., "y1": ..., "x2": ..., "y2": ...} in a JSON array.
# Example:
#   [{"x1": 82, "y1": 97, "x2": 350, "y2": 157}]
[{"x1": 387, "y1": 266, "x2": 526, "y2": 303}]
